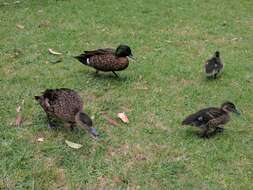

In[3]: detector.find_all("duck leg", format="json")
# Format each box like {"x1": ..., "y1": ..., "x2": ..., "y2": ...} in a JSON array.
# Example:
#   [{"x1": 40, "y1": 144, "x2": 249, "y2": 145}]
[
  {"x1": 214, "y1": 73, "x2": 217, "y2": 79},
  {"x1": 95, "y1": 70, "x2": 99, "y2": 75},
  {"x1": 69, "y1": 122, "x2": 76, "y2": 131},
  {"x1": 112, "y1": 71, "x2": 119, "y2": 78},
  {"x1": 47, "y1": 114, "x2": 57, "y2": 128},
  {"x1": 200, "y1": 126, "x2": 210, "y2": 138}
]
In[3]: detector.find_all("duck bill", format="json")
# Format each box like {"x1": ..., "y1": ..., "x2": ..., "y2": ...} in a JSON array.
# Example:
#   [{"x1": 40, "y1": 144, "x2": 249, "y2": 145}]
[
  {"x1": 89, "y1": 127, "x2": 99, "y2": 139},
  {"x1": 233, "y1": 109, "x2": 241, "y2": 115},
  {"x1": 128, "y1": 54, "x2": 136, "y2": 61}
]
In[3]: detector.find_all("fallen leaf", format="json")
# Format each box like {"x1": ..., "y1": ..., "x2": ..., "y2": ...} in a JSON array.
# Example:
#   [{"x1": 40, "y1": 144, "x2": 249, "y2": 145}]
[
  {"x1": 37, "y1": 10, "x2": 43, "y2": 14},
  {"x1": 65, "y1": 140, "x2": 82, "y2": 149},
  {"x1": 48, "y1": 48, "x2": 62, "y2": 55},
  {"x1": 16, "y1": 24, "x2": 24, "y2": 29},
  {"x1": 101, "y1": 112, "x2": 119, "y2": 126},
  {"x1": 117, "y1": 112, "x2": 129, "y2": 123},
  {"x1": 231, "y1": 37, "x2": 239, "y2": 41},
  {"x1": 1, "y1": 2, "x2": 9, "y2": 6},
  {"x1": 39, "y1": 20, "x2": 50, "y2": 28},
  {"x1": 16, "y1": 105, "x2": 21, "y2": 113},
  {"x1": 14, "y1": 1, "x2": 21, "y2": 4},
  {"x1": 37, "y1": 137, "x2": 44, "y2": 142},
  {"x1": 15, "y1": 114, "x2": 22, "y2": 126}
]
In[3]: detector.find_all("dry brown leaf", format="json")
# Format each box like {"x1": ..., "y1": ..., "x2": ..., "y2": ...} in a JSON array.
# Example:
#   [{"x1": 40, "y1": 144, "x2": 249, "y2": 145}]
[
  {"x1": 101, "y1": 112, "x2": 119, "y2": 126},
  {"x1": 117, "y1": 112, "x2": 129, "y2": 123},
  {"x1": 65, "y1": 140, "x2": 82, "y2": 149},
  {"x1": 16, "y1": 24, "x2": 24, "y2": 29},
  {"x1": 15, "y1": 114, "x2": 22, "y2": 126},
  {"x1": 48, "y1": 48, "x2": 62, "y2": 55}
]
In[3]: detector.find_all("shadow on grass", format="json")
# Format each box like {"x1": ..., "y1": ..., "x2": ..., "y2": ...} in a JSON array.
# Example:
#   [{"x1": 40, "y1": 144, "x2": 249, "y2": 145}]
[
  {"x1": 83, "y1": 71, "x2": 129, "y2": 82},
  {"x1": 184, "y1": 128, "x2": 224, "y2": 139}
]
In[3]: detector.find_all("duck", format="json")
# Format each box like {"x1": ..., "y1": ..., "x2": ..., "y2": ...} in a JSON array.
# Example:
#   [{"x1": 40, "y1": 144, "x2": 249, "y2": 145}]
[
  {"x1": 204, "y1": 51, "x2": 223, "y2": 79},
  {"x1": 35, "y1": 88, "x2": 98, "y2": 139},
  {"x1": 182, "y1": 101, "x2": 240, "y2": 138},
  {"x1": 74, "y1": 44, "x2": 134, "y2": 77}
]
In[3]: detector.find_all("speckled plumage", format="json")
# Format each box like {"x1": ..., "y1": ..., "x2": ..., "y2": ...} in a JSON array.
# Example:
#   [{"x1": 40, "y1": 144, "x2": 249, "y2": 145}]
[
  {"x1": 74, "y1": 45, "x2": 133, "y2": 77},
  {"x1": 204, "y1": 51, "x2": 223, "y2": 78},
  {"x1": 182, "y1": 102, "x2": 240, "y2": 137},
  {"x1": 35, "y1": 88, "x2": 98, "y2": 138},
  {"x1": 88, "y1": 54, "x2": 129, "y2": 71},
  {"x1": 36, "y1": 88, "x2": 83, "y2": 121}
]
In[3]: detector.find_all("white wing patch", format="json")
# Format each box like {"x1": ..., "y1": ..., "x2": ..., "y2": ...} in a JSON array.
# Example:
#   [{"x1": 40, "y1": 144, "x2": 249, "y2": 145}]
[
  {"x1": 198, "y1": 116, "x2": 203, "y2": 121},
  {"x1": 86, "y1": 58, "x2": 90, "y2": 65}
]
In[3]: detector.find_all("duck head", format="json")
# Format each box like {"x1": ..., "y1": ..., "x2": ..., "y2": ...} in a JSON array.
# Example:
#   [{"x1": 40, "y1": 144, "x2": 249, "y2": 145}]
[
  {"x1": 215, "y1": 51, "x2": 220, "y2": 58},
  {"x1": 78, "y1": 112, "x2": 99, "y2": 139},
  {"x1": 221, "y1": 101, "x2": 240, "y2": 115},
  {"x1": 115, "y1": 44, "x2": 134, "y2": 59}
]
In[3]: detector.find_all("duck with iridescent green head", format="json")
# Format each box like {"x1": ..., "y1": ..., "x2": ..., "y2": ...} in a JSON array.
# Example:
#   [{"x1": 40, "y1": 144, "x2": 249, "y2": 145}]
[{"x1": 74, "y1": 44, "x2": 134, "y2": 77}]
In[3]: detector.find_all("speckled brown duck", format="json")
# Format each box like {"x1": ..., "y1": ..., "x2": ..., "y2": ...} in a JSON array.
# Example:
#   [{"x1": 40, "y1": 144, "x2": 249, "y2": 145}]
[
  {"x1": 182, "y1": 101, "x2": 240, "y2": 138},
  {"x1": 204, "y1": 51, "x2": 223, "y2": 79},
  {"x1": 35, "y1": 88, "x2": 98, "y2": 139},
  {"x1": 74, "y1": 44, "x2": 134, "y2": 77}
]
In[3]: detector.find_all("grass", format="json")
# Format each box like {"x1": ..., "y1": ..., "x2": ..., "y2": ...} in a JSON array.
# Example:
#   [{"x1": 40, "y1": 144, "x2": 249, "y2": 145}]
[{"x1": 0, "y1": 0, "x2": 253, "y2": 189}]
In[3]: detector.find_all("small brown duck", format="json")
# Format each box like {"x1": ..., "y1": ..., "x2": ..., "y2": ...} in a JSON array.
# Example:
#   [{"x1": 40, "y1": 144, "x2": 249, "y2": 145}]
[
  {"x1": 35, "y1": 88, "x2": 98, "y2": 139},
  {"x1": 204, "y1": 51, "x2": 223, "y2": 79},
  {"x1": 74, "y1": 44, "x2": 134, "y2": 77},
  {"x1": 182, "y1": 101, "x2": 240, "y2": 138}
]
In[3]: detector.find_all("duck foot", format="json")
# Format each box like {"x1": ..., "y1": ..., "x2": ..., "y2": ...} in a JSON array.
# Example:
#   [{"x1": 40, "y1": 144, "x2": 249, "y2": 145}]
[
  {"x1": 69, "y1": 123, "x2": 76, "y2": 131},
  {"x1": 112, "y1": 71, "x2": 119, "y2": 77}
]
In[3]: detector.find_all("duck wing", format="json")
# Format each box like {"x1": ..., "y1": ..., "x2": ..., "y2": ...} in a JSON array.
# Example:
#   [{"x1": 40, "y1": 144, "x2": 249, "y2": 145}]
[
  {"x1": 74, "y1": 48, "x2": 115, "y2": 65},
  {"x1": 182, "y1": 107, "x2": 223, "y2": 127},
  {"x1": 42, "y1": 89, "x2": 82, "y2": 116},
  {"x1": 84, "y1": 48, "x2": 115, "y2": 56},
  {"x1": 207, "y1": 114, "x2": 229, "y2": 127}
]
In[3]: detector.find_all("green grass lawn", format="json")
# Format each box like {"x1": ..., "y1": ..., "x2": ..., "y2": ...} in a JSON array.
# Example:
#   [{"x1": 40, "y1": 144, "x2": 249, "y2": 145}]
[{"x1": 1, "y1": 0, "x2": 253, "y2": 189}]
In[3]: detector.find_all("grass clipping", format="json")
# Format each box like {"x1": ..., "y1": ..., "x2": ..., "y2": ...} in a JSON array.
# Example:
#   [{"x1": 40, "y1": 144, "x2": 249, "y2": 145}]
[{"x1": 65, "y1": 140, "x2": 83, "y2": 149}]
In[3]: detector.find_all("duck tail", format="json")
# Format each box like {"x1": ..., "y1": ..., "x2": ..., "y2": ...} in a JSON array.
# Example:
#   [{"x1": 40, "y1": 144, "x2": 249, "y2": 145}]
[{"x1": 73, "y1": 54, "x2": 89, "y2": 65}]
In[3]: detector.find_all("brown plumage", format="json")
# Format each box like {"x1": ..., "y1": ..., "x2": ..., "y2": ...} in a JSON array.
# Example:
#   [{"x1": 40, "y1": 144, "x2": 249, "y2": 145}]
[
  {"x1": 74, "y1": 44, "x2": 134, "y2": 77},
  {"x1": 204, "y1": 51, "x2": 223, "y2": 79},
  {"x1": 35, "y1": 88, "x2": 98, "y2": 139},
  {"x1": 182, "y1": 101, "x2": 240, "y2": 138}
]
